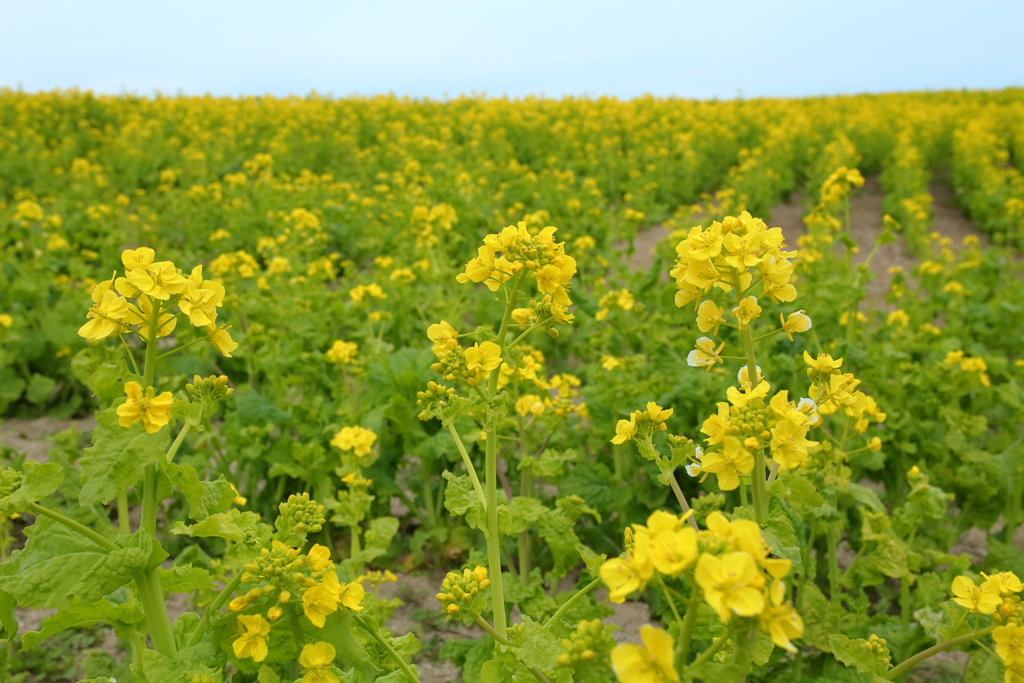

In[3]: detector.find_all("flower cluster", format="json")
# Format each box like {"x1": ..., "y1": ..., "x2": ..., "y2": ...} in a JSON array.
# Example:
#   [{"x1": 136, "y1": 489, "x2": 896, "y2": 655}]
[
  {"x1": 804, "y1": 351, "x2": 887, "y2": 430},
  {"x1": 611, "y1": 402, "x2": 673, "y2": 445},
  {"x1": 78, "y1": 247, "x2": 237, "y2": 356},
  {"x1": 331, "y1": 425, "x2": 378, "y2": 463},
  {"x1": 435, "y1": 566, "x2": 490, "y2": 620},
  {"x1": 670, "y1": 211, "x2": 797, "y2": 310},
  {"x1": 557, "y1": 619, "x2": 614, "y2": 667},
  {"x1": 600, "y1": 510, "x2": 803, "y2": 652}
]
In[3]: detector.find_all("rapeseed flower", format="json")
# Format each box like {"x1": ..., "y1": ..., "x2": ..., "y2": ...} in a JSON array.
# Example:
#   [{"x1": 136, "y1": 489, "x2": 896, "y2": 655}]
[{"x1": 116, "y1": 382, "x2": 173, "y2": 433}]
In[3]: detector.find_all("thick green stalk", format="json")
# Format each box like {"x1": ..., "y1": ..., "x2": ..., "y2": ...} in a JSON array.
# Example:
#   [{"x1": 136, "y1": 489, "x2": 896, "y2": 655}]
[
  {"x1": 135, "y1": 300, "x2": 177, "y2": 657},
  {"x1": 481, "y1": 270, "x2": 527, "y2": 634},
  {"x1": 117, "y1": 490, "x2": 130, "y2": 533},
  {"x1": 885, "y1": 626, "x2": 994, "y2": 680},
  {"x1": 739, "y1": 324, "x2": 768, "y2": 524},
  {"x1": 675, "y1": 585, "x2": 702, "y2": 666}
]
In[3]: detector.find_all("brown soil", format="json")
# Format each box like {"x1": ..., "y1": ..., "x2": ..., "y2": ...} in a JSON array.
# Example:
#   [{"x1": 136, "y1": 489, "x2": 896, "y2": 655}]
[{"x1": 0, "y1": 416, "x2": 96, "y2": 462}]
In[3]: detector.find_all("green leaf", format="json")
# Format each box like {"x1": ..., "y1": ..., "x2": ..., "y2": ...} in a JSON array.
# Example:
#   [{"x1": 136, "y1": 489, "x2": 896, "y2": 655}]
[
  {"x1": 132, "y1": 641, "x2": 224, "y2": 683},
  {"x1": 0, "y1": 517, "x2": 157, "y2": 610},
  {"x1": 443, "y1": 470, "x2": 486, "y2": 531},
  {"x1": 25, "y1": 373, "x2": 56, "y2": 405},
  {"x1": 846, "y1": 482, "x2": 885, "y2": 511},
  {"x1": 508, "y1": 615, "x2": 560, "y2": 669},
  {"x1": 0, "y1": 460, "x2": 63, "y2": 515},
  {"x1": 769, "y1": 471, "x2": 823, "y2": 507},
  {"x1": 21, "y1": 598, "x2": 143, "y2": 650},
  {"x1": 303, "y1": 610, "x2": 380, "y2": 683},
  {"x1": 0, "y1": 591, "x2": 16, "y2": 641},
  {"x1": 159, "y1": 565, "x2": 214, "y2": 595},
  {"x1": 257, "y1": 665, "x2": 282, "y2": 683},
  {"x1": 508, "y1": 497, "x2": 548, "y2": 534},
  {"x1": 686, "y1": 661, "x2": 746, "y2": 683},
  {"x1": 733, "y1": 505, "x2": 800, "y2": 565},
  {"x1": 170, "y1": 509, "x2": 266, "y2": 543},
  {"x1": 828, "y1": 634, "x2": 890, "y2": 680},
  {"x1": 481, "y1": 660, "x2": 512, "y2": 683},
  {"x1": 520, "y1": 449, "x2": 578, "y2": 479},
  {"x1": 752, "y1": 631, "x2": 774, "y2": 666},
  {"x1": 79, "y1": 405, "x2": 169, "y2": 506},
  {"x1": 162, "y1": 461, "x2": 235, "y2": 522}
]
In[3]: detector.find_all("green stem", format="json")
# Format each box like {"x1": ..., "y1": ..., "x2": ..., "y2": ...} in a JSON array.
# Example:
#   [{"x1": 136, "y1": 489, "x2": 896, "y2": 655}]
[
  {"x1": 668, "y1": 473, "x2": 699, "y2": 531},
  {"x1": 826, "y1": 525, "x2": 841, "y2": 597},
  {"x1": 285, "y1": 602, "x2": 306, "y2": 651},
  {"x1": 154, "y1": 335, "x2": 207, "y2": 360},
  {"x1": 117, "y1": 490, "x2": 131, "y2": 534},
  {"x1": 473, "y1": 613, "x2": 512, "y2": 646},
  {"x1": 655, "y1": 575, "x2": 682, "y2": 625},
  {"x1": 353, "y1": 613, "x2": 421, "y2": 683},
  {"x1": 119, "y1": 335, "x2": 141, "y2": 376},
  {"x1": 544, "y1": 578, "x2": 602, "y2": 628},
  {"x1": 518, "y1": 410, "x2": 532, "y2": 584},
  {"x1": 688, "y1": 631, "x2": 731, "y2": 670},
  {"x1": 186, "y1": 572, "x2": 243, "y2": 648},
  {"x1": 676, "y1": 585, "x2": 702, "y2": 667},
  {"x1": 446, "y1": 423, "x2": 486, "y2": 506},
  {"x1": 164, "y1": 421, "x2": 191, "y2": 463},
  {"x1": 884, "y1": 626, "x2": 994, "y2": 680},
  {"x1": 351, "y1": 524, "x2": 362, "y2": 558},
  {"x1": 739, "y1": 323, "x2": 768, "y2": 525}
]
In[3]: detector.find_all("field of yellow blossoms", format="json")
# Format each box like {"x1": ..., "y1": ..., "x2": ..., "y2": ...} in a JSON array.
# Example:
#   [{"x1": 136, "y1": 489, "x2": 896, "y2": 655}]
[{"x1": 1, "y1": 88, "x2": 1024, "y2": 682}]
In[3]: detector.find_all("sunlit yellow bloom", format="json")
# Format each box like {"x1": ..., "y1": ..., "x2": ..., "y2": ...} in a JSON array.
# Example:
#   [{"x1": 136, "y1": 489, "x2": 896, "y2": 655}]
[
  {"x1": 331, "y1": 426, "x2": 377, "y2": 457},
  {"x1": 78, "y1": 280, "x2": 130, "y2": 340},
  {"x1": 951, "y1": 575, "x2": 1001, "y2": 614},
  {"x1": 427, "y1": 321, "x2": 459, "y2": 357},
  {"x1": 646, "y1": 402, "x2": 673, "y2": 424},
  {"x1": 0, "y1": 314, "x2": 11, "y2": 328},
  {"x1": 611, "y1": 413, "x2": 638, "y2": 445},
  {"x1": 780, "y1": 311, "x2": 812, "y2": 341},
  {"x1": 760, "y1": 580, "x2": 803, "y2": 652},
  {"x1": 649, "y1": 524, "x2": 697, "y2": 577},
  {"x1": 698, "y1": 437, "x2": 753, "y2": 491},
  {"x1": 232, "y1": 614, "x2": 271, "y2": 662},
  {"x1": 696, "y1": 300, "x2": 725, "y2": 335},
  {"x1": 731, "y1": 296, "x2": 762, "y2": 330},
  {"x1": 803, "y1": 350, "x2": 843, "y2": 377},
  {"x1": 306, "y1": 544, "x2": 332, "y2": 572},
  {"x1": 321, "y1": 571, "x2": 365, "y2": 611},
  {"x1": 515, "y1": 394, "x2": 545, "y2": 417},
  {"x1": 465, "y1": 341, "x2": 502, "y2": 372},
  {"x1": 996, "y1": 624, "x2": 1024, "y2": 668},
  {"x1": 126, "y1": 260, "x2": 189, "y2": 301},
  {"x1": 300, "y1": 642, "x2": 339, "y2": 683},
  {"x1": 206, "y1": 324, "x2": 238, "y2": 357},
  {"x1": 695, "y1": 551, "x2": 766, "y2": 621},
  {"x1": 982, "y1": 571, "x2": 1023, "y2": 596},
  {"x1": 326, "y1": 340, "x2": 358, "y2": 364},
  {"x1": 610, "y1": 625, "x2": 679, "y2": 683},
  {"x1": 769, "y1": 418, "x2": 817, "y2": 471},
  {"x1": 121, "y1": 247, "x2": 155, "y2": 271},
  {"x1": 116, "y1": 381, "x2": 173, "y2": 434},
  {"x1": 302, "y1": 584, "x2": 337, "y2": 628},
  {"x1": 687, "y1": 337, "x2": 725, "y2": 371}
]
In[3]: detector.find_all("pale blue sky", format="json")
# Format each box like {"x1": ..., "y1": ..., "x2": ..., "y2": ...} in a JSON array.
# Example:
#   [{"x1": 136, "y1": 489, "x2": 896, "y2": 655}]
[{"x1": 1, "y1": 0, "x2": 1021, "y2": 99}]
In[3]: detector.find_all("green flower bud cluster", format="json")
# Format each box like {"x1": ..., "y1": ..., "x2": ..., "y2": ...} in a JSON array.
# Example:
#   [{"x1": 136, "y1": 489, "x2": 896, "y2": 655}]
[
  {"x1": 435, "y1": 566, "x2": 490, "y2": 620},
  {"x1": 690, "y1": 492, "x2": 726, "y2": 526},
  {"x1": 429, "y1": 349, "x2": 473, "y2": 385},
  {"x1": 864, "y1": 635, "x2": 891, "y2": 668},
  {"x1": 241, "y1": 543, "x2": 306, "y2": 587},
  {"x1": 278, "y1": 493, "x2": 325, "y2": 537},
  {"x1": 995, "y1": 595, "x2": 1024, "y2": 625},
  {"x1": 416, "y1": 381, "x2": 456, "y2": 421},
  {"x1": 185, "y1": 374, "x2": 234, "y2": 403},
  {"x1": 0, "y1": 468, "x2": 23, "y2": 498},
  {"x1": 556, "y1": 619, "x2": 613, "y2": 667}
]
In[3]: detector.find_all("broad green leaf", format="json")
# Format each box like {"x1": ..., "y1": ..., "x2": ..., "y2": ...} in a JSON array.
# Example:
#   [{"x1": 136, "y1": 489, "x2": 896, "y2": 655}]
[
  {"x1": 0, "y1": 516, "x2": 157, "y2": 610},
  {"x1": 828, "y1": 634, "x2": 890, "y2": 680},
  {"x1": 846, "y1": 482, "x2": 885, "y2": 511},
  {"x1": 508, "y1": 615, "x2": 560, "y2": 670},
  {"x1": 79, "y1": 404, "x2": 169, "y2": 506},
  {"x1": 0, "y1": 590, "x2": 16, "y2": 641},
  {"x1": 170, "y1": 509, "x2": 265, "y2": 543},
  {"x1": 258, "y1": 665, "x2": 282, "y2": 683},
  {"x1": 162, "y1": 461, "x2": 235, "y2": 522},
  {"x1": 0, "y1": 460, "x2": 63, "y2": 515},
  {"x1": 25, "y1": 373, "x2": 56, "y2": 404},
  {"x1": 507, "y1": 496, "x2": 547, "y2": 534},
  {"x1": 132, "y1": 640, "x2": 225, "y2": 683},
  {"x1": 21, "y1": 597, "x2": 143, "y2": 650},
  {"x1": 686, "y1": 661, "x2": 746, "y2": 683},
  {"x1": 159, "y1": 564, "x2": 214, "y2": 595},
  {"x1": 769, "y1": 471, "x2": 824, "y2": 507},
  {"x1": 752, "y1": 631, "x2": 774, "y2": 666},
  {"x1": 303, "y1": 610, "x2": 380, "y2": 683},
  {"x1": 520, "y1": 448, "x2": 577, "y2": 479},
  {"x1": 443, "y1": 470, "x2": 486, "y2": 531}
]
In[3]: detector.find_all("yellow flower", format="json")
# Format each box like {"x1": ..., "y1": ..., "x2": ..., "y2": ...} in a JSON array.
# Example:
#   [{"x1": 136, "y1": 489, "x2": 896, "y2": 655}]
[
  {"x1": 306, "y1": 544, "x2": 332, "y2": 572},
  {"x1": 78, "y1": 280, "x2": 130, "y2": 341},
  {"x1": 803, "y1": 350, "x2": 843, "y2": 378},
  {"x1": 300, "y1": 642, "x2": 339, "y2": 683},
  {"x1": 331, "y1": 426, "x2": 377, "y2": 457},
  {"x1": 601, "y1": 355, "x2": 625, "y2": 371},
  {"x1": 121, "y1": 247, "x2": 155, "y2": 271},
  {"x1": 950, "y1": 576, "x2": 1001, "y2": 614},
  {"x1": 465, "y1": 341, "x2": 502, "y2": 372},
  {"x1": 126, "y1": 260, "x2": 189, "y2": 301},
  {"x1": 645, "y1": 402, "x2": 673, "y2": 424},
  {"x1": 780, "y1": 311, "x2": 812, "y2": 342},
  {"x1": 0, "y1": 314, "x2": 11, "y2": 328},
  {"x1": 698, "y1": 437, "x2": 753, "y2": 491},
  {"x1": 205, "y1": 324, "x2": 238, "y2": 357},
  {"x1": 610, "y1": 625, "x2": 679, "y2": 683},
  {"x1": 326, "y1": 340, "x2": 358, "y2": 364},
  {"x1": 687, "y1": 337, "x2": 725, "y2": 371},
  {"x1": 695, "y1": 551, "x2": 766, "y2": 621},
  {"x1": 649, "y1": 524, "x2": 698, "y2": 577},
  {"x1": 611, "y1": 413, "x2": 638, "y2": 445},
  {"x1": 232, "y1": 614, "x2": 271, "y2": 662},
  {"x1": 427, "y1": 321, "x2": 459, "y2": 357},
  {"x1": 769, "y1": 418, "x2": 817, "y2": 471},
  {"x1": 116, "y1": 381, "x2": 173, "y2": 434},
  {"x1": 996, "y1": 624, "x2": 1024, "y2": 667},
  {"x1": 302, "y1": 584, "x2": 338, "y2": 628},
  {"x1": 178, "y1": 265, "x2": 226, "y2": 327},
  {"x1": 982, "y1": 571, "x2": 1024, "y2": 596},
  {"x1": 515, "y1": 394, "x2": 545, "y2": 417},
  {"x1": 760, "y1": 580, "x2": 803, "y2": 652},
  {"x1": 731, "y1": 296, "x2": 762, "y2": 330},
  {"x1": 126, "y1": 294, "x2": 178, "y2": 341},
  {"x1": 683, "y1": 224, "x2": 723, "y2": 261},
  {"x1": 696, "y1": 300, "x2": 725, "y2": 335}
]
